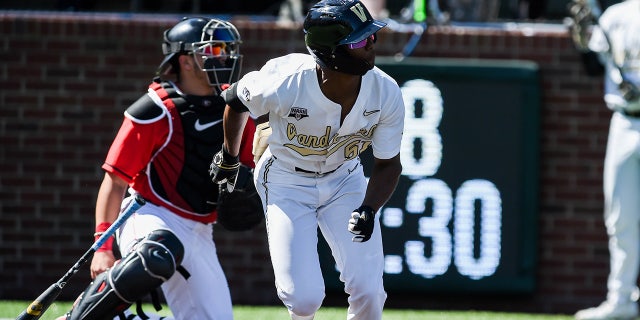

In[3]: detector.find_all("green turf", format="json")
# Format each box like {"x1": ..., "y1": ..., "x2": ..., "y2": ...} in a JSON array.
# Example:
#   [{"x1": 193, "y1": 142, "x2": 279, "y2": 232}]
[{"x1": 1, "y1": 300, "x2": 574, "y2": 319}]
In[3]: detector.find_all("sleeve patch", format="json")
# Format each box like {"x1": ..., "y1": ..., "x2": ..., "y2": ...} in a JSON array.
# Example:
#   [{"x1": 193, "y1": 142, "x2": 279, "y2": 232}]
[{"x1": 222, "y1": 82, "x2": 249, "y2": 113}]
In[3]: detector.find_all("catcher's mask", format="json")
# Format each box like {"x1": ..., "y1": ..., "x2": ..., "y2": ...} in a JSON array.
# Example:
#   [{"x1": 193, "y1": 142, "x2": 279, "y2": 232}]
[
  {"x1": 303, "y1": 0, "x2": 386, "y2": 76},
  {"x1": 158, "y1": 17, "x2": 243, "y2": 92}
]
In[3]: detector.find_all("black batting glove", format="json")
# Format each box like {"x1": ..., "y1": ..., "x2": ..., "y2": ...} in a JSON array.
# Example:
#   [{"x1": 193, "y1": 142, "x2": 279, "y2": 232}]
[
  {"x1": 209, "y1": 145, "x2": 240, "y2": 192},
  {"x1": 348, "y1": 205, "x2": 376, "y2": 243},
  {"x1": 619, "y1": 79, "x2": 640, "y2": 102}
]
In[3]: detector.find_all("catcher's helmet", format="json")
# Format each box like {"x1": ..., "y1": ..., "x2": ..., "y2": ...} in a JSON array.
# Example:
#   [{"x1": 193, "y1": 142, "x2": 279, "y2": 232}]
[
  {"x1": 158, "y1": 17, "x2": 243, "y2": 92},
  {"x1": 304, "y1": 0, "x2": 386, "y2": 75}
]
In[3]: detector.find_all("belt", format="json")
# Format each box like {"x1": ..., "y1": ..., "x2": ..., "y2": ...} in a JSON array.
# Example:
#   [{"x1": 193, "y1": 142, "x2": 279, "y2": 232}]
[
  {"x1": 272, "y1": 155, "x2": 340, "y2": 176},
  {"x1": 294, "y1": 165, "x2": 340, "y2": 176}
]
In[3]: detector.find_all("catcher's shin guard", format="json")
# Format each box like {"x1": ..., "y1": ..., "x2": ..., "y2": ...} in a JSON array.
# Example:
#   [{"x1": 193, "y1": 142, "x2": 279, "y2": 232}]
[{"x1": 66, "y1": 229, "x2": 184, "y2": 320}]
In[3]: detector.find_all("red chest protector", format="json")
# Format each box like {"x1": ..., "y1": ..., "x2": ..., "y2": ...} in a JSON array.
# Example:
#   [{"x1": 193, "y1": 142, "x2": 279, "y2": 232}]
[{"x1": 129, "y1": 80, "x2": 226, "y2": 223}]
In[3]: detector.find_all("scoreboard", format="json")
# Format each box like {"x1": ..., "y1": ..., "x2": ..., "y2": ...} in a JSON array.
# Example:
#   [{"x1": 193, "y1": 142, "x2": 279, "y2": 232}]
[{"x1": 319, "y1": 57, "x2": 541, "y2": 293}]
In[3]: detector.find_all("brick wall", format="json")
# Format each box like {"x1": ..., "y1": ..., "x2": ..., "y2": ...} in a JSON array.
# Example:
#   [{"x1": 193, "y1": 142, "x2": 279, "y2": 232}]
[{"x1": 0, "y1": 12, "x2": 614, "y2": 315}]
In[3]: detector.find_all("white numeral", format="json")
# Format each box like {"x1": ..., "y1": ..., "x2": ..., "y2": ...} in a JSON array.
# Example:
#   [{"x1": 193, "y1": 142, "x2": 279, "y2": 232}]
[{"x1": 400, "y1": 80, "x2": 443, "y2": 177}]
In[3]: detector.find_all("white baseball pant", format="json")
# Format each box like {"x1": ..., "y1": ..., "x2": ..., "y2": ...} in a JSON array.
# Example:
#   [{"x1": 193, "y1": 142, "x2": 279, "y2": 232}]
[
  {"x1": 254, "y1": 149, "x2": 387, "y2": 320},
  {"x1": 117, "y1": 195, "x2": 234, "y2": 320},
  {"x1": 603, "y1": 112, "x2": 640, "y2": 305}
]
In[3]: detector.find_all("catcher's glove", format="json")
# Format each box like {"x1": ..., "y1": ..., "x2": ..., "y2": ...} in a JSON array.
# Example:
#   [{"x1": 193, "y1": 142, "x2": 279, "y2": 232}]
[
  {"x1": 564, "y1": 0, "x2": 595, "y2": 52},
  {"x1": 216, "y1": 164, "x2": 264, "y2": 231}
]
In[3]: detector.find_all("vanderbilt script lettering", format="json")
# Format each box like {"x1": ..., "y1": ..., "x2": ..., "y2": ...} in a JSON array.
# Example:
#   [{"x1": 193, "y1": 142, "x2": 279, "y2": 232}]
[{"x1": 284, "y1": 123, "x2": 376, "y2": 159}]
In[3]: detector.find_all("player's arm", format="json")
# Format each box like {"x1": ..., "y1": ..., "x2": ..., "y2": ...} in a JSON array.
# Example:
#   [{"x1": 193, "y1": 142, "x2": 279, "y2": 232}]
[
  {"x1": 565, "y1": 0, "x2": 605, "y2": 76},
  {"x1": 577, "y1": 26, "x2": 605, "y2": 77},
  {"x1": 363, "y1": 154, "x2": 402, "y2": 211},
  {"x1": 91, "y1": 171, "x2": 128, "y2": 279},
  {"x1": 93, "y1": 112, "x2": 161, "y2": 278},
  {"x1": 209, "y1": 105, "x2": 249, "y2": 192},
  {"x1": 222, "y1": 105, "x2": 250, "y2": 157},
  {"x1": 349, "y1": 154, "x2": 402, "y2": 243},
  {"x1": 580, "y1": 50, "x2": 605, "y2": 77},
  {"x1": 210, "y1": 82, "x2": 252, "y2": 190},
  {"x1": 362, "y1": 89, "x2": 404, "y2": 211}
]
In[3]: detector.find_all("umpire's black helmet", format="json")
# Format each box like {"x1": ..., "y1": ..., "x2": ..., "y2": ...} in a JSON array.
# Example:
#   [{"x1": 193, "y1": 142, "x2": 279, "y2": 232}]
[
  {"x1": 158, "y1": 17, "x2": 243, "y2": 92},
  {"x1": 303, "y1": 0, "x2": 386, "y2": 75}
]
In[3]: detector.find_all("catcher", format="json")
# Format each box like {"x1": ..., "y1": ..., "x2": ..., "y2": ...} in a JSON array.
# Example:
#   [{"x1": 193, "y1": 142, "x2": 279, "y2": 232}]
[{"x1": 58, "y1": 17, "x2": 262, "y2": 320}]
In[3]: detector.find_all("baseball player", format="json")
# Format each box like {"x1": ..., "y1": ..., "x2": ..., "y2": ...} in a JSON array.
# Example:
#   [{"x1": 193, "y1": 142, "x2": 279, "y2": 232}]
[
  {"x1": 567, "y1": 0, "x2": 640, "y2": 319},
  {"x1": 58, "y1": 17, "x2": 255, "y2": 320},
  {"x1": 210, "y1": 0, "x2": 405, "y2": 319}
]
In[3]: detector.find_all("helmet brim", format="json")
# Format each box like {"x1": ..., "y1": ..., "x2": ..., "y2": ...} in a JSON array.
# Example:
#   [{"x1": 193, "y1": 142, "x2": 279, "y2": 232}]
[{"x1": 338, "y1": 19, "x2": 386, "y2": 45}]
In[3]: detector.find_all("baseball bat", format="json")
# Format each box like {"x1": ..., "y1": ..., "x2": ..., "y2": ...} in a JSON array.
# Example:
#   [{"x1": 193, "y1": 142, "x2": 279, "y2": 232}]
[
  {"x1": 398, "y1": 22, "x2": 427, "y2": 59},
  {"x1": 15, "y1": 195, "x2": 146, "y2": 320}
]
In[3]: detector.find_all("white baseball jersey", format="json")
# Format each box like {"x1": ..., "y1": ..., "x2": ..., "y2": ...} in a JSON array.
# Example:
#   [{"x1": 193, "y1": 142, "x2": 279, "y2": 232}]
[
  {"x1": 582, "y1": 0, "x2": 640, "y2": 308},
  {"x1": 589, "y1": 0, "x2": 640, "y2": 112},
  {"x1": 234, "y1": 53, "x2": 405, "y2": 173}
]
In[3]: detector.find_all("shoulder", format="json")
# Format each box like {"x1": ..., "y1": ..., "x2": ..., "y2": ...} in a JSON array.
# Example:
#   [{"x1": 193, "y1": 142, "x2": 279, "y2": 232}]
[
  {"x1": 264, "y1": 53, "x2": 315, "y2": 69},
  {"x1": 238, "y1": 54, "x2": 315, "y2": 98},
  {"x1": 258, "y1": 53, "x2": 316, "y2": 80},
  {"x1": 600, "y1": 1, "x2": 634, "y2": 23},
  {"x1": 366, "y1": 67, "x2": 402, "y2": 99},
  {"x1": 124, "y1": 81, "x2": 173, "y2": 124},
  {"x1": 369, "y1": 66, "x2": 400, "y2": 87},
  {"x1": 366, "y1": 68, "x2": 405, "y2": 116}
]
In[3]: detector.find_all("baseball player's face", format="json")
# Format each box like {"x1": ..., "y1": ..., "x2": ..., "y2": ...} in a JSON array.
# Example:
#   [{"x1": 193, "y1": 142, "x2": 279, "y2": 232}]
[
  {"x1": 180, "y1": 54, "x2": 216, "y2": 94},
  {"x1": 345, "y1": 35, "x2": 375, "y2": 66}
]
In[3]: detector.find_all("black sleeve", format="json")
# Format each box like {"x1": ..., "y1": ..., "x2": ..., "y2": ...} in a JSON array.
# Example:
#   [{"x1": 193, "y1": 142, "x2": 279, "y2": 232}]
[
  {"x1": 580, "y1": 51, "x2": 605, "y2": 77},
  {"x1": 221, "y1": 82, "x2": 249, "y2": 113}
]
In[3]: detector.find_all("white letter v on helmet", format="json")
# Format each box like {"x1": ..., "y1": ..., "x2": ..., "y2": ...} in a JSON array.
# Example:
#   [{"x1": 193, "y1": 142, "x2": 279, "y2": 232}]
[{"x1": 350, "y1": 3, "x2": 367, "y2": 22}]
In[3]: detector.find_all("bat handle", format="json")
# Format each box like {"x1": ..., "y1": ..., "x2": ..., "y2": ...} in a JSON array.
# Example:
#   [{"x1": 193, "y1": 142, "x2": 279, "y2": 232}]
[
  {"x1": 91, "y1": 195, "x2": 145, "y2": 251},
  {"x1": 16, "y1": 195, "x2": 145, "y2": 320}
]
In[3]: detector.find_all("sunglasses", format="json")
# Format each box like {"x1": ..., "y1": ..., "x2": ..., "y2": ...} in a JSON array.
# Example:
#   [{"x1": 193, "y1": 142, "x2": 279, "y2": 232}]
[
  {"x1": 347, "y1": 34, "x2": 376, "y2": 49},
  {"x1": 196, "y1": 43, "x2": 227, "y2": 56}
]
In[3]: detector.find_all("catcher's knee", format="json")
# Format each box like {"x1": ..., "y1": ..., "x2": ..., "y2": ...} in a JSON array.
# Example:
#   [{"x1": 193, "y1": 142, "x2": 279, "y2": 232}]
[{"x1": 66, "y1": 229, "x2": 184, "y2": 320}]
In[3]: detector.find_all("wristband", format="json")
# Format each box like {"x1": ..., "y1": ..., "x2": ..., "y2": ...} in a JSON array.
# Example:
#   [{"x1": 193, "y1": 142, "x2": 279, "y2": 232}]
[
  {"x1": 358, "y1": 205, "x2": 375, "y2": 215},
  {"x1": 94, "y1": 222, "x2": 114, "y2": 252},
  {"x1": 222, "y1": 145, "x2": 240, "y2": 164}
]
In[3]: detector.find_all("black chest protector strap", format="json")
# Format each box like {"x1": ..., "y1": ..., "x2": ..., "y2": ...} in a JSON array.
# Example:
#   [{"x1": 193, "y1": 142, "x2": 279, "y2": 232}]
[{"x1": 147, "y1": 79, "x2": 225, "y2": 215}]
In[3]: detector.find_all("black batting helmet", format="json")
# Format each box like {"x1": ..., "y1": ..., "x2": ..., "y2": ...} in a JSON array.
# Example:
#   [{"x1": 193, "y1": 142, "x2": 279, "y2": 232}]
[
  {"x1": 158, "y1": 17, "x2": 243, "y2": 92},
  {"x1": 303, "y1": 0, "x2": 386, "y2": 75}
]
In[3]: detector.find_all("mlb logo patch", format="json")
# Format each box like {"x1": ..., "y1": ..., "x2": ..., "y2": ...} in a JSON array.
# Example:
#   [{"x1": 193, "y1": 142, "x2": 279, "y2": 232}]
[
  {"x1": 242, "y1": 87, "x2": 251, "y2": 102},
  {"x1": 288, "y1": 107, "x2": 309, "y2": 120}
]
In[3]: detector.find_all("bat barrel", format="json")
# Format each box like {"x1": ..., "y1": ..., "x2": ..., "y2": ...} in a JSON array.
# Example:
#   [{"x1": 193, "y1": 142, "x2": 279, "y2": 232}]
[{"x1": 16, "y1": 283, "x2": 63, "y2": 320}]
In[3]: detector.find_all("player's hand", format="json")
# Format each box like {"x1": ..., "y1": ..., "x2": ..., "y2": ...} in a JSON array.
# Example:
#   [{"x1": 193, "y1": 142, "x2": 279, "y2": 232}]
[
  {"x1": 210, "y1": 145, "x2": 240, "y2": 192},
  {"x1": 619, "y1": 79, "x2": 640, "y2": 102},
  {"x1": 90, "y1": 251, "x2": 115, "y2": 279},
  {"x1": 564, "y1": 0, "x2": 594, "y2": 52},
  {"x1": 348, "y1": 205, "x2": 376, "y2": 243}
]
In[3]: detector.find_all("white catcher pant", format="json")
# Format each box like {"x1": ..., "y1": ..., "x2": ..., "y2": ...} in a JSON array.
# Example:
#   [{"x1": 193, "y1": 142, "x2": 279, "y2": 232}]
[
  {"x1": 255, "y1": 150, "x2": 387, "y2": 320},
  {"x1": 604, "y1": 111, "x2": 640, "y2": 304},
  {"x1": 117, "y1": 196, "x2": 234, "y2": 320}
]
